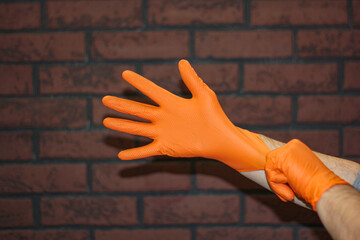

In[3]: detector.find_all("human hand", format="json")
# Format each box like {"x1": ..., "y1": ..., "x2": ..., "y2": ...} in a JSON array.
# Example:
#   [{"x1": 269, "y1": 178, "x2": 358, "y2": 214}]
[
  {"x1": 265, "y1": 139, "x2": 349, "y2": 210},
  {"x1": 103, "y1": 59, "x2": 270, "y2": 171}
]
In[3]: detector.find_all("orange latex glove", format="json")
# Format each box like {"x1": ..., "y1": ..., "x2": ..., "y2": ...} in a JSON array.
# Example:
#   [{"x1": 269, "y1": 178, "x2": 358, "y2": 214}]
[
  {"x1": 265, "y1": 139, "x2": 349, "y2": 210},
  {"x1": 102, "y1": 59, "x2": 270, "y2": 172}
]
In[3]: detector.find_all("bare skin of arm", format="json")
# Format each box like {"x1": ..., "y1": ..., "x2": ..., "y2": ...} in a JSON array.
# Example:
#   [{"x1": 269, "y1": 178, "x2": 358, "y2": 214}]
[
  {"x1": 239, "y1": 133, "x2": 360, "y2": 209},
  {"x1": 316, "y1": 185, "x2": 360, "y2": 240}
]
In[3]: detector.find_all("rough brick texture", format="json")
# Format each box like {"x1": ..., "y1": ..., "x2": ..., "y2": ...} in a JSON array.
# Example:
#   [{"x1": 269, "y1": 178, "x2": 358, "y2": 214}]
[
  {"x1": 41, "y1": 197, "x2": 137, "y2": 226},
  {"x1": 144, "y1": 195, "x2": 240, "y2": 224},
  {"x1": 197, "y1": 227, "x2": 293, "y2": 240},
  {"x1": 148, "y1": 0, "x2": 244, "y2": 26},
  {"x1": 0, "y1": 132, "x2": 33, "y2": 161},
  {"x1": 92, "y1": 161, "x2": 191, "y2": 192},
  {"x1": 251, "y1": 0, "x2": 347, "y2": 26},
  {"x1": 0, "y1": 1, "x2": 357, "y2": 237},
  {"x1": 47, "y1": 0, "x2": 142, "y2": 29},
  {"x1": 297, "y1": 30, "x2": 360, "y2": 58},
  {"x1": 92, "y1": 31, "x2": 189, "y2": 60},
  {"x1": 95, "y1": 229, "x2": 191, "y2": 240},
  {"x1": 39, "y1": 65, "x2": 135, "y2": 94},
  {"x1": 0, "y1": 3, "x2": 41, "y2": 30},
  {"x1": 0, "y1": 98, "x2": 87, "y2": 129},
  {"x1": 0, "y1": 230, "x2": 90, "y2": 240},
  {"x1": 195, "y1": 31, "x2": 292, "y2": 58},
  {"x1": 0, "y1": 164, "x2": 87, "y2": 193},
  {"x1": 298, "y1": 96, "x2": 360, "y2": 123},
  {"x1": 0, "y1": 33, "x2": 85, "y2": 62},
  {"x1": 0, "y1": 199, "x2": 33, "y2": 227},
  {"x1": 0, "y1": 65, "x2": 33, "y2": 95},
  {"x1": 244, "y1": 63, "x2": 338, "y2": 93}
]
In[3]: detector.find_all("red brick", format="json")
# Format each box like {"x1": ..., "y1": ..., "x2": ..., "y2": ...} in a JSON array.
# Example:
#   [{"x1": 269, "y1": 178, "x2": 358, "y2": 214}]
[
  {"x1": 91, "y1": 31, "x2": 189, "y2": 60},
  {"x1": 95, "y1": 229, "x2": 190, "y2": 240},
  {"x1": 298, "y1": 96, "x2": 360, "y2": 123},
  {"x1": 0, "y1": 33, "x2": 85, "y2": 62},
  {"x1": 245, "y1": 195, "x2": 321, "y2": 224},
  {"x1": 219, "y1": 96, "x2": 292, "y2": 125},
  {"x1": 40, "y1": 131, "x2": 135, "y2": 159},
  {"x1": 244, "y1": 63, "x2": 338, "y2": 93},
  {"x1": 0, "y1": 98, "x2": 87, "y2": 129},
  {"x1": 298, "y1": 228, "x2": 331, "y2": 240},
  {"x1": 39, "y1": 65, "x2": 135, "y2": 94},
  {"x1": 197, "y1": 227, "x2": 293, "y2": 240},
  {"x1": 0, "y1": 3, "x2": 41, "y2": 30},
  {"x1": 47, "y1": 0, "x2": 142, "y2": 29},
  {"x1": 0, "y1": 230, "x2": 90, "y2": 240},
  {"x1": 0, "y1": 199, "x2": 33, "y2": 227},
  {"x1": 0, "y1": 164, "x2": 86, "y2": 193},
  {"x1": 142, "y1": 63, "x2": 239, "y2": 93},
  {"x1": 354, "y1": 0, "x2": 360, "y2": 26},
  {"x1": 148, "y1": 0, "x2": 243, "y2": 26},
  {"x1": 0, "y1": 132, "x2": 32, "y2": 161},
  {"x1": 297, "y1": 30, "x2": 360, "y2": 58},
  {"x1": 144, "y1": 195, "x2": 240, "y2": 224},
  {"x1": 260, "y1": 130, "x2": 340, "y2": 156},
  {"x1": 196, "y1": 160, "x2": 262, "y2": 190},
  {"x1": 344, "y1": 61, "x2": 360, "y2": 90},
  {"x1": 92, "y1": 161, "x2": 191, "y2": 192},
  {"x1": 251, "y1": 0, "x2": 347, "y2": 26},
  {"x1": 195, "y1": 31, "x2": 292, "y2": 58},
  {"x1": 41, "y1": 197, "x2": 137, "y2": 226},
  {"x1": 0, "y1": 65, "x2": 33, "y2": 95},
  {"x1": 343, "y1": 127, "x2": 360, "y2": 156}
]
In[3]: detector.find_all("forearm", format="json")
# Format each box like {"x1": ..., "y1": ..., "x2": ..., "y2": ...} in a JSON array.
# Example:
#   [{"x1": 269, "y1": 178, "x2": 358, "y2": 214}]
[{"x1": 316, "y1": 185, "x2": 360, "y2": 240}]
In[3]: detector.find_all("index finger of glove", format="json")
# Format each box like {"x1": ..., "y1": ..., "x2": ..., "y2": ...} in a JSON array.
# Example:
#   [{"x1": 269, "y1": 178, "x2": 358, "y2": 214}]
[{"x1": 122, "y1": 70, "x2": 174, "y2": 105}]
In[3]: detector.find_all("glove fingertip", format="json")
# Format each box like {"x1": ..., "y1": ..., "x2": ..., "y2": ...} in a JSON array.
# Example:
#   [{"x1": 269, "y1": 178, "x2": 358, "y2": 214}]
[{"x1": 118, "y1": 151, "x2": 133, "y2": 160}]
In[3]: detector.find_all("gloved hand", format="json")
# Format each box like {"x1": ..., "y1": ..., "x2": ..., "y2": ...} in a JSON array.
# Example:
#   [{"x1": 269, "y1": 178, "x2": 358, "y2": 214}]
[
  {"x1": 265, "y1": 139, "x2": 349, "y2": 210},
  {"x1": 102, "y1": 59, "x2": 270, "y2": 171}
]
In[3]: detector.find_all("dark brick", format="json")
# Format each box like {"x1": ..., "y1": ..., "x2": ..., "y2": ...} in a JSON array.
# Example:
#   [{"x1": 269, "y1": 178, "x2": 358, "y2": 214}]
[
  {"x1": 261, "y1": 130, "x2": 340, "y2": 156},
  {"x1": 0, "y1": 132, "x2": 32, "y2": 161},
  {"x1": 219, "y1": 96, "x2": 292, "y2": 125},
  {"x1": 0, "y1": 199, "x2": 33, "y2": 227},
  {"x1": 39, "y1": 65, "x2": 135, "y2": 94},
  {"x1": 148, "y1": 0, "x2": 243, "y2": 26},
  {"x1": 354, "y1": 0, "x2": 360, "y2": 26},
  {"x1": 144, "y1": 195, "x2": 240, "y2": 224},
  {"x1": 298, "y1": 227, "x2": 332, "y2": 240},
  {"x1": 244, "y1": 63, "x2": 338, "y2": 93},
  {"x1": 0, "y1": 98, "x2": 87, "y2": 129},
  {"x1": 343, "y1": 127, "x2": 360, "y2": 156},
  {"x1": 0, "y1": 3, "x2": 41, "y2": 30},
  {"x1": 91, "y1": 31, "x2": 189, "y2": 60},
  {"x1": 47, "y1": 0, "x2": 142, "y2": 29},
  {"x1": 195, "y1": 31, "x2": 292, "y2": 58},
  {"x1": 0, "y1": 33, "x2": 85, "y2": 62},
  {"x1": 0, "y1": 164, "x2": 87, "y2": 193},
  {"x1": 41, "y1": 197, "x2": 137, "y2": 226},
  {"x1": 0, "y1": 230, "x2": 90, "y2": 240},
  {"x1": 298, "y1": 96, "x2": 360, "y2": 123},
  {"x1": 197, "y1": 227, "x2": 293, "y2": 240},
  {"x1": 196, "y1": 160, "x2": 262, "y2": 190},
  {"x1": 92, "y1": 162, "x2": 191, "y2": 192},
  {"x1": 245, "y1": 195, "x2": 321, "y2": 224},
  {"x1": 0, "y1": 65, "x2": 33, "y2": 95},
  {"x1": 95, "y1": 229, "x2": 191, "y2": 240},
  {"x1": 344, "y1": 61, "x2": 360, "y2": 90},
  {"x1": 142, "y1": 63, "x2": 239, "y2": 93},
  {"x1": 297, "y1": 30, "x2": 360, "y2": 58},
  {"x1": 39, "y1": 131, "x2": 135, "y2": 159},
  {"x1": 251, "y1": 0, "x2": 347, "y2": 26}
]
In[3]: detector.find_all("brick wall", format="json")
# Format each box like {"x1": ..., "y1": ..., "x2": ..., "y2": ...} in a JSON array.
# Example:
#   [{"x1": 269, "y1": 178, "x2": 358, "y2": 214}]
[{"x1": 0, "y1": 0, "x2": 359, "y2": 239}]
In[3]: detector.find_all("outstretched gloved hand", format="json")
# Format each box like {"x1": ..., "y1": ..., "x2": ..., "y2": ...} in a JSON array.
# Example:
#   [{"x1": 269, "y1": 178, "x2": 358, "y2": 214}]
[
  {"x1": 265, "y1": 139, "x2": 349, "y2": 210},
  {"x1": 102, "y1": 59, "x2": 270, "y2": 172}
]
